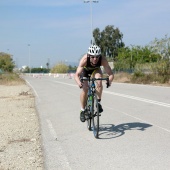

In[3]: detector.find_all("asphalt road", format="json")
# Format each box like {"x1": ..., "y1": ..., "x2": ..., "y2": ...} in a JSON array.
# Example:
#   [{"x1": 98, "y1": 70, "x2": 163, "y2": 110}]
[{"x1": 24, "y1": 75, "x2": 170, "y2": 170}]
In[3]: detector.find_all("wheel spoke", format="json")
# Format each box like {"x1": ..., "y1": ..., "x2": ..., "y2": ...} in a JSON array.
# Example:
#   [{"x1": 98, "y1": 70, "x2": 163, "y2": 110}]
[{"x1": 86, "y1": 105, "x2": 92, "y2": 131}]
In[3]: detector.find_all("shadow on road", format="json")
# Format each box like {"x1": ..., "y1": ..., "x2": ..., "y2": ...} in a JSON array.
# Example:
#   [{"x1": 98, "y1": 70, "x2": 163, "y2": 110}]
[{"x1": 98, "y1": 122, "x2": 152, "y2": 139}]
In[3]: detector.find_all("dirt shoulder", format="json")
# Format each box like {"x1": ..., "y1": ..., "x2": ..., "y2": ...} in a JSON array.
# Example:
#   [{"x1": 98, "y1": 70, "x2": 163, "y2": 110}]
[{"x1": 0, "y1": 83, "x2": 44, "y2": 170}]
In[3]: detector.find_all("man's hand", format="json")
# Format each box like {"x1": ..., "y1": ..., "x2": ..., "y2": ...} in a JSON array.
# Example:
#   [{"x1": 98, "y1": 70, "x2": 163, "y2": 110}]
[
  {"x1": 105, "y1": 78, "x2": 110, "y2": 88},
  {"x1": 79, "y1": 82, "x2": 83, "y2": 88},
  {"x1": 106, "y1": 82, "x2": 109, "y2": 88}
]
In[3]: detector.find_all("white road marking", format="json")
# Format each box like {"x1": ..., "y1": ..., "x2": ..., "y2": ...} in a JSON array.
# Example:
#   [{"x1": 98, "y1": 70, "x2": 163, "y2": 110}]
[
  {"x1": 103, "y1": 91, "x2": 170, "y2": 108},
  {"x1": 46, "y1": 119, "x2": 72, "y2": 170},
  {"x1": 54, "y1": 80, "x2": 77, "y2": 87},
  {"x1": 113, "y1": 82, "x2": 170, "y2": 89},
  {"x1": 105, "y1": 106, "x2": 170, "y2": 133},
  {"x1": 46, "y1": 119, "x2": 58, "y2": 140},
  {"x1": 54, "y1": 80, "x2": 170, "y2": 108},
  {"x1": 25, "y1": 80, "x2": 40, "y2": 102}
]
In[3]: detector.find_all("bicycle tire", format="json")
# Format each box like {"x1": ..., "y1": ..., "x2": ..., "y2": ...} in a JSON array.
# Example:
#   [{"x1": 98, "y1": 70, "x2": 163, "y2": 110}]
[
  {"x1": 85, "y1": 99, "x2": 92, "y2": 131},
  {"x1": 86, "y1": 105, "x2": 92, "y2": 131},
  {"x1": 92, "y1": 93, "x2": 99, "y2": 138}
]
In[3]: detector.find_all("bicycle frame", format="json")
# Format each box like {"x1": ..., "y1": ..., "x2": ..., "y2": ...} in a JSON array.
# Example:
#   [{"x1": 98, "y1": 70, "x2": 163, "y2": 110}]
[
  {"x1": 87, "y1": 77, "x2": 95, "y2": 113},
  {"x1": 81, "y1": 76, "x2": 109, "y2": 138}
]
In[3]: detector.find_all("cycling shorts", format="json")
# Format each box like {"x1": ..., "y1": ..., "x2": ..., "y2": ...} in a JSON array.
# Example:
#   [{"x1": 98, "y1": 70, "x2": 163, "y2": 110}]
[{"x1": 81, "y1": 68, "x2": 101, "y2": 78}]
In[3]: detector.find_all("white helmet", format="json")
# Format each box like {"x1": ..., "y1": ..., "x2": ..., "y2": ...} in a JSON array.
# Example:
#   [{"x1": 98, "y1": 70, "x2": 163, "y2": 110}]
[{"x1": 87, "y1": 45, "x2": 101, "y2": 56}]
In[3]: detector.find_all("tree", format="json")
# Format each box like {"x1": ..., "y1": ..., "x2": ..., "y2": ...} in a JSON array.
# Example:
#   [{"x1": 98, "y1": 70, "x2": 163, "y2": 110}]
[
  {"x1": 93, "y1": 25, "x2": 125, "y2": 59},
  {"x1": 114, "y1": 45, "x2": 162, "y2": 72},
  {"x1": 148, "y1": 35, "x2": 170, "y2": 80},
  {"x1": 114, "y1": 47, "x2": 131, "y2": 71},
  {"x1": 129, "y1": 45, "x2": 162, "y2": 65},
  {"x1": 30, "y1": 67, "x2": 50, "y2": 73},
  {"x1": 149, "y1": 34, "x2": 170, "y2": 59},
  {"x1": 0, "y1": 52, "x2": 15, "y2": 72}
]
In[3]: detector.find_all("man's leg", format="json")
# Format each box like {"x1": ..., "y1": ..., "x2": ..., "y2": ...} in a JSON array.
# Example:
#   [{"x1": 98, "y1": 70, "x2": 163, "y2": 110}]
[
  {"x1": 80, "y1": 81, "x2": 88, "y2": 110},
  {"x1": 94, "y1": 69, "x2": 103, "y2": 99},
  {"x1": 79, "y1": 81, "x2": 88, "y2": 122},
  {"x1": 94, "y1": 69, "x2": 103, "y2": 113}
]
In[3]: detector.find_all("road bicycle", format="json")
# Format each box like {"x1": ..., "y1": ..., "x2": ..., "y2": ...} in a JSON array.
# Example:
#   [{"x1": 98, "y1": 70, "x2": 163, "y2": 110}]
[{"x1": 81, "y1": 76, "x2": 109, "y2": 138}]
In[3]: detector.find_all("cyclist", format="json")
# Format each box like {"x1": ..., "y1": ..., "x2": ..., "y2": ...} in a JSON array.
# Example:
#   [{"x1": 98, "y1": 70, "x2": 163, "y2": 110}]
[{"x1": 75, "y1": 44, "x2": 114, "y2": 122}]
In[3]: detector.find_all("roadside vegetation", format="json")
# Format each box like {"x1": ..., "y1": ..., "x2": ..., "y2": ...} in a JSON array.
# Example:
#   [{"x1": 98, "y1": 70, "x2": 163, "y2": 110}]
[
  {"x1": 1, "y1": 25, "x2": 170, "y2": 86},
  {"x1": 0, "y1": 73, "x2": 25, "y2": 85},
  {"x1": 93, "y1": 26, "x2": 170, "y2": 85},
  {"x1": 50, "y1": 62, "x2": 69, "y2": 73},
  {"x1": 0, "y1": 52, "x2": 24, "y2": 85}
]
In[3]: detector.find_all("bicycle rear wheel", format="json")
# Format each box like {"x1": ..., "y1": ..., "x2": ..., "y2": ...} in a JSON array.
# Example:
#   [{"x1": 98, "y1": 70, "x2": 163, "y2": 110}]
[{"x1": 92, "y1": 93, "x2": 99, "y2": 138}]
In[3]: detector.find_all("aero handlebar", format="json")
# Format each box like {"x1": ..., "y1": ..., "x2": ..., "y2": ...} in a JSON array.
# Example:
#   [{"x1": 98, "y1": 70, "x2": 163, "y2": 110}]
[{"x1": 80, "y1": 77, "x2": 110, "y2": 88}]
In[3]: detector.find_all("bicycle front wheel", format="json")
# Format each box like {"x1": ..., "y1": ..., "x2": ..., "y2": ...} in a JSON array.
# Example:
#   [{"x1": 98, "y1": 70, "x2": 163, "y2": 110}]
[
  {"x1": 85, "y1": 99, "x2": 92, "y2": 131},
  {"x1": 92, "y1": 93, "x2": 99, "y2": 138},
  {"x1": 86, "y1": 106, "x2": 92, "y2": 131}
]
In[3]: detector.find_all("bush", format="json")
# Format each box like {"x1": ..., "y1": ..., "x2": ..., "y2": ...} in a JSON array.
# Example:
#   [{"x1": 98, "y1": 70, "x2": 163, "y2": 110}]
[
  {"x1": 131, "y1": 71, "x2": 170, "y2": 84},
  {"x1": 51, "y1": 62, "x2": 69, "y2": 73},
  {"x1": 0, "y1": 73, "x2": 25, "y2": 85},
  {"x1": 151, "y1": 59, "x2": 170, "y2": 83}
]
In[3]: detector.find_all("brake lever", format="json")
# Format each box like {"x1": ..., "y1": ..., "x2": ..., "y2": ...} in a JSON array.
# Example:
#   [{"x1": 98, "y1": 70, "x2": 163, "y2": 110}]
[{"x1": 106, "y1": 78, "x2": 110, "y2": 88}]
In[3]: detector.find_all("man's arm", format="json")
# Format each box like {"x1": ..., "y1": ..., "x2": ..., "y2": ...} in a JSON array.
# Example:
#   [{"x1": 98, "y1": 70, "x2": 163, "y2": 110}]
[
  {"x1": 74, "y1": 55, "x2": 87, "y2": 88},
  {"x1": 101, "y1": 56, "x2": 114, "y2": 86}
]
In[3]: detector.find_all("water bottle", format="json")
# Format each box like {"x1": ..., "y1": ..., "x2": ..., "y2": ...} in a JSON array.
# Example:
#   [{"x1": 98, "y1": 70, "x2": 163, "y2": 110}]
[{"x1": 88, "y1": 95, "x2": 92, "y2": 106}]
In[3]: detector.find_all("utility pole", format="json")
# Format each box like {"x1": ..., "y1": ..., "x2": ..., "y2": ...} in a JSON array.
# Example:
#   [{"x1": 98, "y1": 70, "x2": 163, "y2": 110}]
[
  {"x1": 84, "y1": 0, "x2": 99, "y2": 45},
  {"x1": 28, "y1": 44, "x2": 31, "y2": 75}
]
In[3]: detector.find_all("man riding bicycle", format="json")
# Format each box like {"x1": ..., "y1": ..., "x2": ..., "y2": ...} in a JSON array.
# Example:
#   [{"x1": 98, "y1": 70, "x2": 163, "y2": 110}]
[{"x1": 74, "y1": 44, "x2": 114, "y2": 122}]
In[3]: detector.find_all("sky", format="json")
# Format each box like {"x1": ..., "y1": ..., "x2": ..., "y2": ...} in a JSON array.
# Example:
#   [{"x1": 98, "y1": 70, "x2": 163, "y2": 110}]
[{"x1": 0, "y1": 0, "x2": 170, "y2": 68}]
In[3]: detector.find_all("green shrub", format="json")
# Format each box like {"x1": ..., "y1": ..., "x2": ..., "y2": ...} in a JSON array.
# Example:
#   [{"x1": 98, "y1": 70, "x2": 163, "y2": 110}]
[
  {"x1": 0, "y1": 53, "x2": 15, "y2": 72},
  {"x1": 51, "y1": 62, "x2": 69, "y2": 73}
]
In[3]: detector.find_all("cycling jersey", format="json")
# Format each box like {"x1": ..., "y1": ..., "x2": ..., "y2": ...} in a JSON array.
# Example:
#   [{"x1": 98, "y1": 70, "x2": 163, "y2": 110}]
[
  {"x1": 84, "y1": 55, "x2": 102, "y2": 71},
  {"x1": 82, "y1": 55, "x2": 102, "y2": 77}
]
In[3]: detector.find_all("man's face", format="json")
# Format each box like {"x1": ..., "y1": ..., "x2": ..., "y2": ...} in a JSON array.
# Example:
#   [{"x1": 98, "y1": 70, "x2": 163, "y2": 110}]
[{"x1": 89, "y1": 55, "x2": 100, "y2": 65}]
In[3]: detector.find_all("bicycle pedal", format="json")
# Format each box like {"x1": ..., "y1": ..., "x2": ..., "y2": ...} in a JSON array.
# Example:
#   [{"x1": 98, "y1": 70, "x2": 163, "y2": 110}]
[{"x1": 94, "y1": 113, "x2": 101, "y2": 117}]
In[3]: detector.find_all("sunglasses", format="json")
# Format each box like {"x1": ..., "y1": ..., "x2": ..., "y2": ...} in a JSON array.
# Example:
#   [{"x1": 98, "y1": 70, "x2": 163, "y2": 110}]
[{"x1": 90, "y1": 55, "x2": 100, "y2": 59}]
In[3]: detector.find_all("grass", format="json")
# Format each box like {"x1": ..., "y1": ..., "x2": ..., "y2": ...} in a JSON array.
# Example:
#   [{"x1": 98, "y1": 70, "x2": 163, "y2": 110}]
[
  {"x1": 113, "y1": 72, "x2": 170, "y2": 86},
  {"x1": 0, "y1": 73, "x2": 25, "y2": 85},
  {"x1": 113, "y1": 72, "x2": 131, "y2": 83}
]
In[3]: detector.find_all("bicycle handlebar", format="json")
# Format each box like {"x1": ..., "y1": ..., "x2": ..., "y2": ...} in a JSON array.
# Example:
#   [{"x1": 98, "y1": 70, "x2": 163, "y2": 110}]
[{"x1": 80, "y1": 77, "x2": 110, "y2": 88}]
